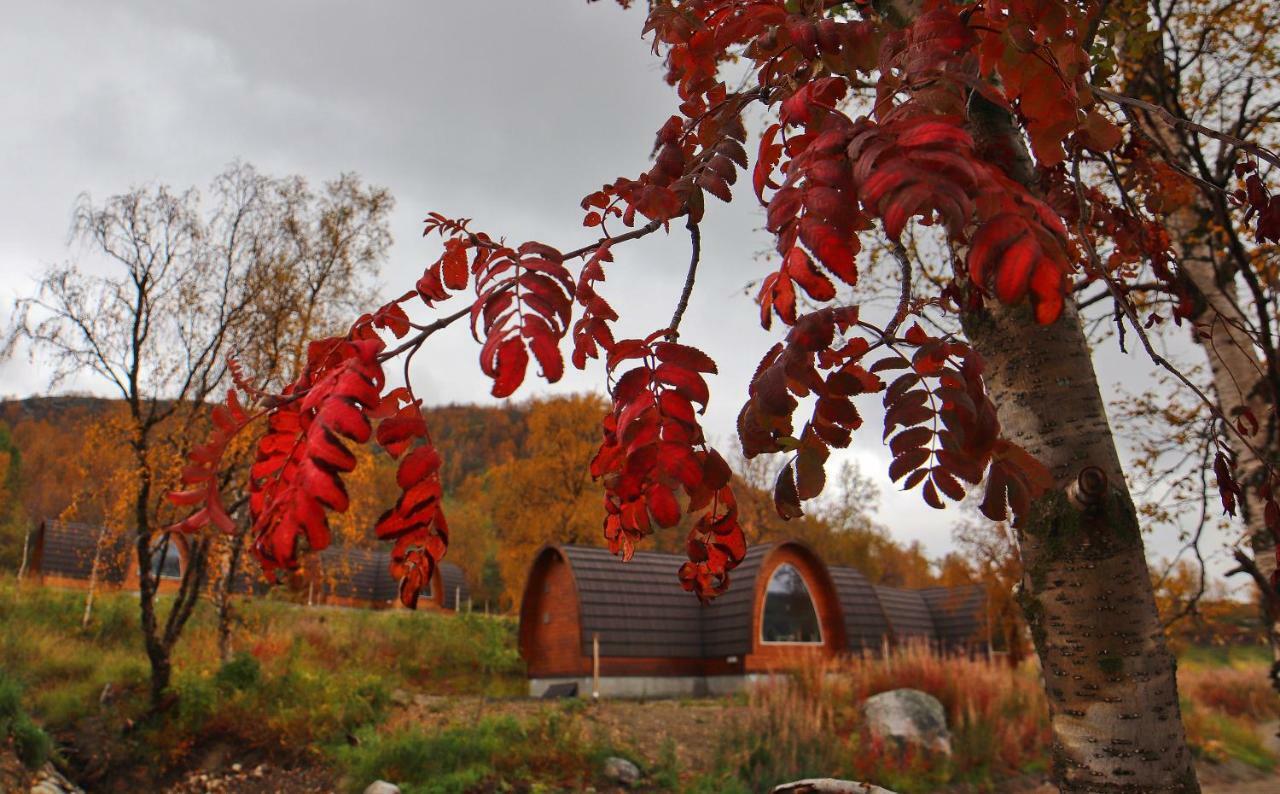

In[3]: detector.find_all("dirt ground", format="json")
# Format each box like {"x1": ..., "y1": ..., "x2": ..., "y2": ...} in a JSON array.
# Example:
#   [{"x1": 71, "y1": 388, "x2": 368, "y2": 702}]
[
  {"x1": 389, "y1": 695, "x2": 1280, "y2": 794},
  {"x1": 387, "y1": 692, "x2": 755, "y2": 776},
  {"x1": 6, "y1": 701, "x2": 1277, "y2": 792}
]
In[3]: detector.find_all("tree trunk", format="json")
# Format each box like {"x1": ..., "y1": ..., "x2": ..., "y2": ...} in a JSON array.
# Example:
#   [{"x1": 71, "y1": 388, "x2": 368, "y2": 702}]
[
  {"x1": 81, "y1": 532, "x2": 104, "y2": 628},
  {"x1": 216, "y1": 529, "x2": 248, "y2": 663},
  {"x1": 960, "y1": 95, "x2": 1199, "y2": 791},
  {"x1": 1120, "y1": 29, "x2": 1280, "y2": 693},
  {"x1": 132, "y1": 443, "x2": 171, "y2": 711},
  {"x1": 1168, "y1": 200, "x2": 1280, "y2": 690},
  {"x1": 964, "y1": 300, "x2": 1198, "y2": 792}
]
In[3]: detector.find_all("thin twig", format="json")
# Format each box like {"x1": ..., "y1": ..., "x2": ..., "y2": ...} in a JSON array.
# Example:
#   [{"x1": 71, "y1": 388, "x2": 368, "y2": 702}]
[
  {"x1": 1096, "y1": 87, "x2": 1280, "y2": 172},
  {"x1": 885, "y1": 240, "x2": 914, "y2": 337},
  {"x1": 668, "y1": 218, "x2": 702, "y2": 340},
  {"x1": 1070, "y1": 152, "x2": 1274, "y2": 467},
  {"x1": 563, "y1": 218, "x2": 665, "y2": 261},
  {"x1": 378, "y1": 301, "x2": 478, "y2": 363}
]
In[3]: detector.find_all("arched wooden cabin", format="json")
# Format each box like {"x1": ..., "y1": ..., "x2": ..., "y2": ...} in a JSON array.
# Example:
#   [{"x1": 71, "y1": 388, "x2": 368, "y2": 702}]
[
  {"x1": 21, "y1": 519, "x2": 469, "y2": 611},
  {"x1": 518, "y1": 541, "x2": 987, "y2": 697},
  {"x1": 302, "y1": 545, "x2": 469, "y2": 611}
]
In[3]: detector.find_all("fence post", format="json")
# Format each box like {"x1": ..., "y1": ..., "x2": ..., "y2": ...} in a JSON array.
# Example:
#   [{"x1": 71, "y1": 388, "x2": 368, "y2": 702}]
[
  {"x1": 16, "y1": 528, "x2": 31, "y2": 581},
  {"x1": 592, "y1": 632, "x2": 601, "y2": 701}
]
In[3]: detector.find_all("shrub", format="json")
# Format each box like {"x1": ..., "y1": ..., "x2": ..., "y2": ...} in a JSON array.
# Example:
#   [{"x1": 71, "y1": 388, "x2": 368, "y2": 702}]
[
  {"x1": 1182, "y1": 700, "x2": 1276, "y2": 771},
  {"x1": 337, "y1": 711, "x2": 603, "y2": 794},
  {"x1": 215, "y1": 652, "x2": 262, "y2": 692},
  {"x1": 175, "y1": 673, "x2": 218, "y2": 732},
  {"x1": 1179, "y1": 665, "x2": 1280, "y2": 722},
  {"x1": 0, "y1": 673, "x2": 52, "y2": 769},
  {"x1": 9, "y1": 715, "x2": 53, "y2": 768}
]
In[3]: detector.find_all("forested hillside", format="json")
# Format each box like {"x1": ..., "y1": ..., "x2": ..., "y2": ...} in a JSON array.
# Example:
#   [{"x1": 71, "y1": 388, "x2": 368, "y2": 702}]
[{"x1": 0, "y1": 393, "x2": 943, "y2": 609}]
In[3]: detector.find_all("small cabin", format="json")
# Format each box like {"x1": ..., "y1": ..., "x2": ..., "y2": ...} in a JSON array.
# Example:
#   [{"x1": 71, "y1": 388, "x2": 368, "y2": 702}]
[
  {"x1": 21, "y1": 519, "x2": 154, "y2": 590},
  {"x1": 19, "y1": 517, "x2": 194, "y2": 591},
  {"x1": 21, "y1": 519, "x2": 469, "y2": 611},
  {"x1": 302, "y1": 544, "x2": 470, "y2": 611},
  {"x1": 518, "y1": 541, "x2": 987, "y2": 698}
]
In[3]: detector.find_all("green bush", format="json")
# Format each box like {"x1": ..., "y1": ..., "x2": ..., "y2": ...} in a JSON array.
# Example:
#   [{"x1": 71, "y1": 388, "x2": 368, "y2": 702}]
[
  {"x1": 0, "y1": 673, "x2": 52, "y2": 769},
  {"x1": 0, "y1": 674, "x2": 20, "y2": 723},
  {"x1": 215, "y1": 652, "x2": 262, "y2": 692},
  {"x1": 175, "y1": 673, "x2": 218, "y2": 731},
  {"x1": 10, "y1": 715, "x2": 53, "y2": 768},
  {"x1": 338, "y1": 711, "x2": 604, "y2": 794}
]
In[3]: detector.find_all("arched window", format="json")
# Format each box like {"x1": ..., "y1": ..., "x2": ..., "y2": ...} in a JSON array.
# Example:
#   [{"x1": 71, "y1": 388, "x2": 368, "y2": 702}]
[
  {"x1": 760, "y1": 563, "x2": 823, "y2": 644},
  {"x1": 150, "y1": 534, "x2": 183, "y2": 580}
]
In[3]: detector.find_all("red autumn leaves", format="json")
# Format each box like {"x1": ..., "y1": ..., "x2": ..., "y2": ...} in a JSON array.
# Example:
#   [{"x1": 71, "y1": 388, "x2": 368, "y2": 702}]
[
  {"x1": 168, "y1": 308, "x2": 451, "y2": 607},
  {"x1": 473, "y1": 242, "x2": 575, "y2": 398},
  {"x1": 756, "y1": 75, "x2": 1074, "y2": 330},
  {"x1": 591, "y1": 333, "x2": 746, "y2": 600}
]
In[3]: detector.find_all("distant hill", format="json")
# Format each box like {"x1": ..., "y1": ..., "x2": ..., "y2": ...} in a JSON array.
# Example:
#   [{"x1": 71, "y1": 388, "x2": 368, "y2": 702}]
[
  {"x1": 0, "y1": 394, "x2": 123, "y2": 426},
  {"x1": 0, "y1": 395, "x2": 536, "y2": 495}
]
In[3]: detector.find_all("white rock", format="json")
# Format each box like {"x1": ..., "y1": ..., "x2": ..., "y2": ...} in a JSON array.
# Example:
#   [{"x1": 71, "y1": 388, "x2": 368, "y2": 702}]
[
  {"x1": 860, "y1": 688, "x2": 952, "y2": 757},
  {"x1": 602, "y1": 756, "x2": 641, "y2": 786},
  {"x1": 773, "y1": 780, "x2": 898, "y2": 794},
  {"x1": 363, "y1": 781, "x2": 401, "y2": 794}
]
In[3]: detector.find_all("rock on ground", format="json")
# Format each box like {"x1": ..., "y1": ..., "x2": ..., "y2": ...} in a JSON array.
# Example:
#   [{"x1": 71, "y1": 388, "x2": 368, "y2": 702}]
[
  {"x1": 602, "y1": 756, "x2": 641, "y2": 786},
  {"x1": 860, "y1": 688, "x2": 951, "y2": 757},
  {"x1": 773, "y1": 779, "x2": 898, "y2": 793},
  {"x1": 363, "y1": 782, "x2": 401, "y2": 794},
  {"x1": 29, "y1": 762, "x2": 84, "y2": 794}
]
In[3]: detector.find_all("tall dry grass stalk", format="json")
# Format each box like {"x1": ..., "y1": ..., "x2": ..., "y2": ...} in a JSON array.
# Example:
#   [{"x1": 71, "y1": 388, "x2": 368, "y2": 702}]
[{"x1": 721, "y1": 644, "x2": 1052, "y2": 792}]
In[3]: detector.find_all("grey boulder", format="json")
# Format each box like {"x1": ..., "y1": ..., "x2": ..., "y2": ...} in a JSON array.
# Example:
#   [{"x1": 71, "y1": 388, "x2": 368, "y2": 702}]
[
  {"x1": 602, "y1": 756, "x2": 641, "y2": 786},
  {"x1": 859, "y1": 688, "x2": 951, "y2": 756}
]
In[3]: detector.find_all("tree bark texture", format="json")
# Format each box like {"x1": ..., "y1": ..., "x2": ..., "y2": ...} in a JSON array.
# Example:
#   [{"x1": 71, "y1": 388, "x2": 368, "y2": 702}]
[
  {"x1": 965, "y1": 300, "x2": 1198, "y2": 792},
  {"x1": 961, "y1": 94, "x2": 1199, "y2": 791},
  {"x1": 1170, "y1": 202, "x2": 1280, "y2": 688},
  {"x1": 216, "y1": 528, "x2": 248, "y2": 664}
]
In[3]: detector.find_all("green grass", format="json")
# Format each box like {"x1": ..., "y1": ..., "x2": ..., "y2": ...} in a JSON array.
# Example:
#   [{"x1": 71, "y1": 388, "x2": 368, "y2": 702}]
[
  {"x1": 0, "y1": 575, "x2": 524, "y2": 778},
  {"x1": 0, "y1": 672, "x2": 52, "y2": 769},
  {"x1": 336, "y1": 711, "x2": 613, "y2": 794},
  {"x1": 4, "y1": 574, "x2": 1278, "y2": 791},
  {"x1": 1182, "y1": 698, "x2": 1277, "y2": 771},
  {"x1": 1179, "y1": 644, "x2": 1271, "y2": 670}
]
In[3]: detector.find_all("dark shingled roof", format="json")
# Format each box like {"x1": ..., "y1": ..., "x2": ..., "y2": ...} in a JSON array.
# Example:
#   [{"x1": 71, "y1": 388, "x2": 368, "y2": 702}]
[
  {"x1": 316, "y1": 546, "x2": 397, "y2": 603},
  {"x1": 873, "y1": 586, "x2": 937, "y2": 642},
  {"x1": 828, "y1": 565, "x2": 891, "y2": 652},
  {"x1": 701, "y1": 544, "x2": 770, "y2": 659},
  {"x1": 920, "y1": 585, "x2": 987, "y2": 648},
  {"x1": 25, "y1": 521, "x2": 469, "y2": 609},
  {"x1": 29, "y1": 520, "x2": 130, "y2": 583},
  {"x1": 562, "y1": 545, "x2": 705, "y2": 658},
  {"x1": 314, "y1": 548, "x2": 469, "y2": 609},
  {"x1": 542, "y1": 542, "x2": 986, "y2": 661}
]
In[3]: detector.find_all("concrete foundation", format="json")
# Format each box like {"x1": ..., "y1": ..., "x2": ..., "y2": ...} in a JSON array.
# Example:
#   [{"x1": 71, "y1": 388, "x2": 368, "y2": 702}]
[{"x1": 529, "y1": 674, "x2": 776, "y2": 699}]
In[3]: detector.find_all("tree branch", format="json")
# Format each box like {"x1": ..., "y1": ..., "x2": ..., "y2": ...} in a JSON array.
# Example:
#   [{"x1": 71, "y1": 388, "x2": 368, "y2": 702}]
[
  {"x1": 668, "y1": 218, "x2": 702, "y2": 339},
  {"x1": 1096, "y1": 86, "x2": 1280, "y2": 172}
]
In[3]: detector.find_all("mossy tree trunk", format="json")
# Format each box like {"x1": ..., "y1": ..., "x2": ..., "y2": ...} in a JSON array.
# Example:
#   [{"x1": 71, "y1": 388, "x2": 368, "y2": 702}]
[
  {"x1": 964, "y1": 300, "x2": 1198, "y2": 792},
  {"x1": 959, "y1": 94, "x2": 1199, "y2": 791}
]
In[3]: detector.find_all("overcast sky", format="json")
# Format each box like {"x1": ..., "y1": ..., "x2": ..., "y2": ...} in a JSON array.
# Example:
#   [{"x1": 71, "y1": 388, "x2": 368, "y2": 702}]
[{"x1": 0, "y1": 1, "x2": 1242, "y2": 579}]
